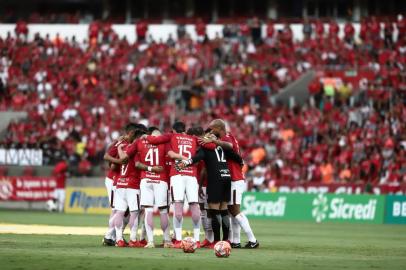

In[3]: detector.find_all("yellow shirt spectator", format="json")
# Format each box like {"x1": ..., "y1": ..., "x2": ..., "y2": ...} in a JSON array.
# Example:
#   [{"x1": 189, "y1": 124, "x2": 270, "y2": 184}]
[{"x1": 75, "y1": 142, "x2": 86, "y2": 157}]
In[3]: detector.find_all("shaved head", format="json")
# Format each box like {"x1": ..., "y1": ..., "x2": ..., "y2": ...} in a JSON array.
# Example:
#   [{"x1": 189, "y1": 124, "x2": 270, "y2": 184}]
[
  {"x1": 209, "y1": 119, "x2": 226, "y2": 131},
  {"x1": 208, "y1": 119, "x2": 227, "y2": 137}
]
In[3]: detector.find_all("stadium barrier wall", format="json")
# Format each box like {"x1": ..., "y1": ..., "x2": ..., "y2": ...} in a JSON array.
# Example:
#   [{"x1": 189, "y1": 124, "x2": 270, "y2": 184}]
[
  {"x1": 384, "y1": 195, "x2": 406, "y2": 224},
  {"x1": 62, "y1": 187, "x2": 406, "y2": 225},
  {"x1": 64, "y1": 186, "x2": 191, "y2": 215},
  {"x1": 1, "y1": 23, "x2": 389, "y2": 43},
  {"x1": 241, "y1": 192, "x2": 389, "y2": 224}
]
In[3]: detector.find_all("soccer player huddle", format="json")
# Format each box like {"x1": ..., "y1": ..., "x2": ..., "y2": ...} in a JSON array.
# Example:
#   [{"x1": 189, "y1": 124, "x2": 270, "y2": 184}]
[{"x1": 102, "y1": 119, "x2": 259, "y2": 250}]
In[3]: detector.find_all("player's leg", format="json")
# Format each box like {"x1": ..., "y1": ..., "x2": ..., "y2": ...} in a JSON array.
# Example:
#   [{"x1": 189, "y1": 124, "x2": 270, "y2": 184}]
[
  {"x1": 199, "y1": 186, "x2": 213, "y2": 246},
  {"x1": 57, "y1": 189, "x2": 65, "y2": 213},
  {"x1": 113, "y1": 188, "x2": 127, "y2": 247},
  {"x1": 186, "y1": 176, "x2": 201, "y2": 244},
  {"x1": 138, "y1": 209, "x2": 147, "y2": 246},
  {"x1": 140, "y1": 179, "x2": 155, "y2": 248},
  {"x1": 155, "y1": 181, "x2": 171, "y2": 247},
  {"x1": 228, "y1": 180, "x2": 258, "y2": 248},
  {"x1": 104, "y1": 179, "x2": 116, "y2": 245},
  {"x1": 207, "y1": 203, "x2": 221, "y2": 246},
  {"x1": 170, "y1": 175, "x2": 186, "y2": 243},
  {"x1": 127, "y1": 188, "x2": 141, "y2": 247},
  {"x1": 220, "y1": 202, "x2": 230, "y2": 241},
  {"x1": 104, "y1": 192, "x2": 116, "y2": 244}
]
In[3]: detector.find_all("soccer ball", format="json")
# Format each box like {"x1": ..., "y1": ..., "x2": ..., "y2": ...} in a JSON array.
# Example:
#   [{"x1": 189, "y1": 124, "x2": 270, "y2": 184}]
[
  {"x1": 214, "y1": 241, "x2": 231, "y2": 258},
  {"x1": 181, "y1": 237, "x2": 197, "y2": 253}
]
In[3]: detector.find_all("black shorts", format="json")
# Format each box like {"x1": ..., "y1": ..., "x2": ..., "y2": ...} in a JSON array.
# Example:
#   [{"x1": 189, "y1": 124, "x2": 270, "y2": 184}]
[{"x1": 207, "y1": 177, "x2": 231, "y2": 203}]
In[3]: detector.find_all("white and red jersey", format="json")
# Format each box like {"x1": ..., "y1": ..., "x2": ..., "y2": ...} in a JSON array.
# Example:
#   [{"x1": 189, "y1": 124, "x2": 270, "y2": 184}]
[
  {"x1": 221, "y1": 133, "x2": 245, "y2": 181},
  {"x1": 116, "y1": 142, "x2": 141, "y2": 189},
  {"x1": 146, "y1": 133, "x2": 198, "y2": 178},
  {"x1": 127, "y1": 139, "x2": 169, "y2": 183}
]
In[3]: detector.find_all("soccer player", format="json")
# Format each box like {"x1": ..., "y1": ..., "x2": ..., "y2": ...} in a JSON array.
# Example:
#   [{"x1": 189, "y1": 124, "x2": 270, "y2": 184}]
[
  {"x1": 120, "y1": 127, "x2": 172, "y2": 248},
  {"x1": 144, "y1": 122, "x2": 201, "y2": 248},
  {"x1": 102, "y1": 125, "x2": 133, "y2": 246},
  {"x1": 187, "y1": 127, "x2": 213, "y2": 247},
  {"x1": 205, "y1": 119, "x2": 259, "y2": 249},
  {"x1": 114, "y1": 126, "x2": 162, "y2": 248},
  {"x1": 177, "y1": 131, "x2": 243, "y2": 248}
]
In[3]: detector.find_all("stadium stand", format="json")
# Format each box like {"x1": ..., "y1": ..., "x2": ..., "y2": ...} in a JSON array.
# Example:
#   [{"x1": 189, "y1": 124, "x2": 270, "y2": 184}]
[{"x1": 0, "y1": 17, "x2": 405, "y2": 187}]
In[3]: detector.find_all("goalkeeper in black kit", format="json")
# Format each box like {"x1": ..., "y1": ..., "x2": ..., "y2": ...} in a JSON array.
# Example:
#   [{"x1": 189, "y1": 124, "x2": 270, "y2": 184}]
[{"x1": 176, "y1": 131, "x2": 243, "y2": 248}]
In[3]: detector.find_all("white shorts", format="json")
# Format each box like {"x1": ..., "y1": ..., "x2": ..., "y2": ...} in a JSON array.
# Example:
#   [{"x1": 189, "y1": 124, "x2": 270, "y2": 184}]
[
  {"x1": 105, "y1": 177, "x2": 114, "y2": 206},
  {"x1": 198, "y1": 186, "x2": 208, "y2": 209},
  {"x1": 114, "y1": 188, "x2": 140, "y2": 212},
  {"x1": 170, "y1": 175, "x2": 199, "y2": 203},
  {"x1": 140, "y1": 179, "x2": 168, "y2": 208},
  {"x1": 228, "y1": 180, "x2": 246, "y2": 205}
]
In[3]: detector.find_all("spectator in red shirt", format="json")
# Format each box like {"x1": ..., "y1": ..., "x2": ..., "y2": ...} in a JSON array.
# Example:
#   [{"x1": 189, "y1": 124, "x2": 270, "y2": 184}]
[
  {"x1": 136, "y1": 21, "x2": 148, "y2": 42},
  {"x1": 52, "y1": 160, "x2": 68, "y2": 212}
]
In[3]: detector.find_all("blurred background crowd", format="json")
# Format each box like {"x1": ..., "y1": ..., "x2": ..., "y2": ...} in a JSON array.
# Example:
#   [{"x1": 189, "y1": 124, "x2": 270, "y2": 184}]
[{"x1": 0, "y1": 9, "x2": 405, "y2": 190}]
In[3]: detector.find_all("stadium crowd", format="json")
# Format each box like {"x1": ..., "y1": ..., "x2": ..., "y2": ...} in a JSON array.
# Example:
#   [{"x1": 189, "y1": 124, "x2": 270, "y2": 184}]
[{"x1": 0, "y1": 17, "x2": 405, "y2": 187}]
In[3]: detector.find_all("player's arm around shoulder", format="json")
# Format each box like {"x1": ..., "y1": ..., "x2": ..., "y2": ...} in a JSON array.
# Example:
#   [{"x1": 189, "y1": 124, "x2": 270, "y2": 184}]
[
  {"x1": 223, "y1": 147, "x2": 244, "y2": 165},
  {"x1": 145, "y1": 133, "x2": 171, "y2": 145}
]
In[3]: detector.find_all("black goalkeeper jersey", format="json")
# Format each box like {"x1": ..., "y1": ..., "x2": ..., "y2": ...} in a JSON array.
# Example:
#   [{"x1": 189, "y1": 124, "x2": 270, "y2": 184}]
[{"x1": 191, "y1": 146, "x2": 243, "y2": 203}]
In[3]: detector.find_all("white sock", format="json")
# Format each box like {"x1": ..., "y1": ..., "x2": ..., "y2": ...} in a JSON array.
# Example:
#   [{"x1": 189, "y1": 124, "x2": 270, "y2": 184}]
[
  {"x1": 190, "y1": 204, "x2": 201, "y2": 242},
  {"x1": 123, "y1": 214, "x2": 130, "y2": 233},
  {"x1": 173, "y1": 215, "x2": 183, "y2": 241},
  {"x1": 129, "y1": 211, "x2": 139, "y2": 241},
  {"x1": 231, "y1": 216, "x2": 241, "y2": 244},
  {"x1": 104, "y1": 227, "x2": 115, "y2": 240},
  {"x1": 160, "y1": 208, "x2": 171, "y2": 242},
  {"x1": 144, "y1": 208, "x2": 154, "y2": 243},
  {"x1": 114, "y1": 212, "x2": 124, "y2": 241},
  {"x1": 235, "y1": 213, "x2": 256, "y2": 242},
  {"x1": 201, "y1": 210, "x2": 209, "y2": 239},
  {"x1": 139, "y1": 210, "x2": 146, "y2": 241}
]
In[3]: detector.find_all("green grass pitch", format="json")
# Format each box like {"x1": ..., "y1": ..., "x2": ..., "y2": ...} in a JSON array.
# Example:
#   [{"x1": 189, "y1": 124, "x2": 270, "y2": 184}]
[{"x1": 0, "y1": 210, "x2": 406, "y2": 270}]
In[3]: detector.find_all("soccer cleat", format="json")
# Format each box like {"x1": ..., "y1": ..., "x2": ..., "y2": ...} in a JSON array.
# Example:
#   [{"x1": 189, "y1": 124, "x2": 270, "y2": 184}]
[
  {"x1": 138, "y1": 239, "x2": 147, "y2": 247},
  {"x1": 244, "y1": 240, "x2": 259, "y2": 249},
  {"x1": 115, "y1": 240, "x2": 127, "y2": 247},
  {"x1": 200, "y1": 239, "x2": 212, "y2": 248},
  {"x1": 172, "y1": 240, "x2": 183, "y2": 249},
  {"x1": 102, "y1": 238, "x2": 115, "y2": 246},
  {"x1": 144, "y1": 242, "x2": 155, "y2": 248},
  {"x1": 207, "y1": 241, "x2": 218, "y2": 249},
  {"x1": 231, "y1": 243, "x2": 242, "y2": 248},
  {"x1": 128, "y1": 240, "x2": 140, "y2": 248}
]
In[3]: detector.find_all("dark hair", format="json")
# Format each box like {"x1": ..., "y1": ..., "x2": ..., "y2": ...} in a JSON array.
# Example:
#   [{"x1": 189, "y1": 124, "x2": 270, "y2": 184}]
[
  {"x1": 186, "y1": 127, "x2": 194, "y2": 135},
  {"x1": 134, "y1": 129, "x2": 146, "y2": 138},
  {"x1": 135, "y1": 123, "x2": 147, "y2": 133},
  {"x1": 148, "y1": 126, "x2": 160, "y2": 134},
  {"x1": 124, "y1": 123, "x2": 139, "y2": 133},
  {"x1": 205, "y1": 128, "x2": 212, "y2": 133},
  {"x1": 172, "y1": 121, "x2": 186, "y2": 133},
  {"x1": 190, "y1": 126, "x2": 204, "y2": 136}
]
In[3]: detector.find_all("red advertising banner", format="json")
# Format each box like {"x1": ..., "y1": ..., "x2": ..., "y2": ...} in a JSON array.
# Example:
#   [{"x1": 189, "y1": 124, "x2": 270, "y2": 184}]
[
  {"x1": 273, "y1": 182, "x2": 406, "y2": 195},
  {"x1": 0, "y1": 176, "x2": 57, "y2": 201}
]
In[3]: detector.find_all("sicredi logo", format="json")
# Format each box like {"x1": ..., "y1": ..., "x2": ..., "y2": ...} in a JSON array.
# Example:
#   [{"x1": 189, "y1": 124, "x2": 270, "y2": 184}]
[
  {"x1": 392, "y1": 202, "x2": 406, "y2": 217},
  {"x1": 312, "y1": 194, "x2": 377, "y2": 222},
  {"x1": 243, "y1": 195, "x2": 286, "y2": 217}
]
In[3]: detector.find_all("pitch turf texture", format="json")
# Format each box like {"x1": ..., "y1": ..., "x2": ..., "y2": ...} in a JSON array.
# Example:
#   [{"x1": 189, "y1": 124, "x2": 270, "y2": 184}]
[{"x1": 0, "y1": 211, "x2": 405, "y2": 270}]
